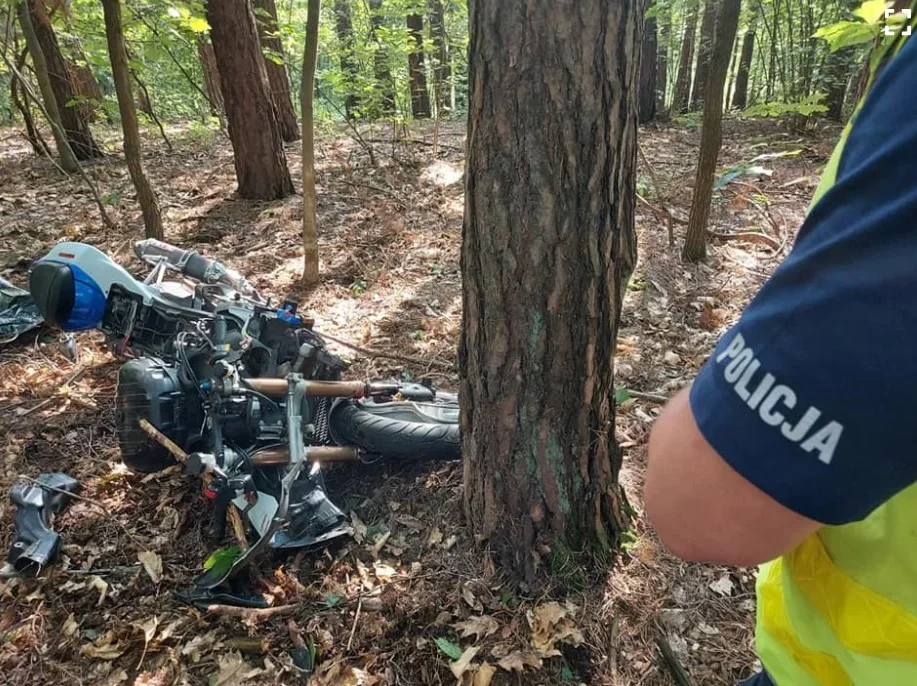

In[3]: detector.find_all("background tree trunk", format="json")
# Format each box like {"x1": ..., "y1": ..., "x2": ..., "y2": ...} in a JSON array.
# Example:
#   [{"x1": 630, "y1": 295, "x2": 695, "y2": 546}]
[
  {"x1": 368, "y1": 0, "x2": 395, "y2": 116},
  {"x1": 639, "y1": 16, "x2": 658, "y2": 123},
  {"x1": 254, "y1": 0, "x2": 300, "y2": 142},
  {"x1": 197, "y1": 40, "x2": 225, "y2": 114},
  {"x1": 333, "y1": 0, "x2": 360, "y2": 118},
  {"x1": 206, "y1": 0, "x2": 293, "y2": 200},
  {"x1": 690, "y1": 0, "x2": 719, "y2": 111},
  {"x1": 406, "y1": 13, "x2": 431, "y2": 118},
  {"x1": 823, "y1": 46, "x2": 853, "y2": 121},
  {"x1": 11, "y1": 45, "x2": 50, "y2": 156},
  {"x1": 683, "y1": 0, "x2": 742, "y2": 262},
  {"x1": 731, "y1": 20, "x2": 755, "y2": 109},
  {"x1": 301, "y1": 0, "x2": 320, "y2": 284},
  {"x1": 429, "y1": 0, "x2": 451, "y2": 115},
  {"x1": 102, "y1": 0, "x2": 163, "y2": 239},
  {"x1": 672, "y1": 6, "x2": 697, "y2": 113},
  {"x1": 16, "y1": 0, "x2": 78, "y2": 172},
  {"x1": 66, "y1": 59, "x2": 102, "y2": 123},
  {"x1": 28, "y1": 0, "x2": 101, "y2": 159},
  {"x1": 461, "y1": 0, "x2": 638, "y2": 584},
  {"x1": 724, "y1": 28, "x2": 741, "y2": 108},
  {"x1": 657, "y1": 10, "x2": 670, "y2": 112}
]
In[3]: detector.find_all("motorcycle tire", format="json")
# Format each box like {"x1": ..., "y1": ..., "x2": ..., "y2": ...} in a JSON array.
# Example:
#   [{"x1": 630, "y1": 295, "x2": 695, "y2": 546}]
[{"x1": 329, "y1": 395, "x2": 461, "y2": 461}]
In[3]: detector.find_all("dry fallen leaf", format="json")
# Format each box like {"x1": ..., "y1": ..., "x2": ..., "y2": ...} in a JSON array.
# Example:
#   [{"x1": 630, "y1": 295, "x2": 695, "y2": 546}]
[
  {"x1": 528, "y1": 602, "x2": 584, "y2": 657},
  {"x1": 62, "y1": 613, "x2": 79, "y2": 637},
  {"x1": 350, "y1": 512, "x2": 367, "y2": 544},
  {"x1": 452, "y1": 615, "x2": 499, "y2": 640},
  {"x1": 497, "y1": 651, "x2": 543, "y2": 673},
  {"x1": 373, "y1": 562, "x2": 396, "y2": 582},
  {"x1": 80, "y1": 631, "x2": 126, "y2": 660},
  {"x1": 709, "y1": 573, "x2": 734, "y2": 597},
  {"x1": 449, "y1": 646, "x2": 481, "y2": 680},
  {"x1": 89, "y1": 575, "x2": 109, "y2": 606},
  {"x1": 138, "y1": 551, "x2": 163, "y2": 584},
  {"x1": 472, "y1": 663, "x2": 497, "y2": 686},
  {"x1": 461, "y1": 583, "x2": 483, "y2": 613},
  {"x1": 427, "y1": 526, "x2": 443, "y2": 546},
  {"x1": 209, "y1": 650, "x2": 263, "y2": 686}
]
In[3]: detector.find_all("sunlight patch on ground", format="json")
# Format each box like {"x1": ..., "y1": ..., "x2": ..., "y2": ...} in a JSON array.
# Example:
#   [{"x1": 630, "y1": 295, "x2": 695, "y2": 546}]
[{"x1": 420, "y1": 160, "x2": 464, "y2": 188}]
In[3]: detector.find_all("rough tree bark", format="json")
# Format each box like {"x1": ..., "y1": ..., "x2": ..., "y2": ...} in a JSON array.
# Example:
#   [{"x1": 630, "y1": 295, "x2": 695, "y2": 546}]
[
  {"x1": 301, "y1": 0, "x2": 320, "y2": 284},
  {"x1": 683, "y1": 0, "x2": 742, "y2": 262},
  {"x1": 28, "y1": 0, "x2": 102, "y2": 159},
  {"x1": 368, "y1": 0, "x2": 395, "y2": 116},
  {"x1": 823, "y1": 47, "x2": 853, "y2": 122},
  {"x1": 102, "y1": 0, "x2": 163, "y2": 239},
  {"x1": 197, "y1": 40, "x2": 225, "y2": 114},
  {"x1": 206, "y1": 0, "x2": 294, "y2": 200},
  {"x1": 672, "y1": 5, "x2": 697, "y2": 113},
  {"x1": 690, "y1": 0, "x2": 719, "y2": 111},
  {"x1": 254, "y1": 0, "x2": 301, "y2": 142},
  {"x1": 16, "y1": 0, "x2": 77, "y2": 172},
  {"x1": 461, "y1": 0, "x2": 639, "y2": 584},
  {"x1": 731, "y1": 19, "x2": 755, "y2": 109},
  {"x1": 406, "y1": 13, "x2": 431, "y2": 118},
  {"x1": 429, "y1": 0, "x2": 451, "y2": 115},
  {"x1": 332, "y1": 0, "x2": 360, "y2": 118},
  {"x1": 639, "y1": 16, "x2": 658, "y2": 123}
]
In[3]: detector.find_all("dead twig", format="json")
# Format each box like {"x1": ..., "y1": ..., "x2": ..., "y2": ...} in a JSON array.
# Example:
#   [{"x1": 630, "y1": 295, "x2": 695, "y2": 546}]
[
  {"x1": 655, "y1": 631, "x2": 695, "y2": 686},
  {"x1": 318, "y1": 330, "x2": 454, "y2": 371},
  {"x1": 638, "y1": 142, "x2": 677, "y2": 247},
  {"x1": 204, "y1": 603, "x2": 299, "y2": 621},
  {"x1": 707, "y1": 230, "x2": 781, "y2": 250},
  {"x1": 627, "y1": 390, "x2": 670, "y2": 404},
  {"x1": 346, "y1": 597, "x2": 362, "y2": 652},
  {"x1": 21, "y1": 366, "x2": 85, "y2": 416}
]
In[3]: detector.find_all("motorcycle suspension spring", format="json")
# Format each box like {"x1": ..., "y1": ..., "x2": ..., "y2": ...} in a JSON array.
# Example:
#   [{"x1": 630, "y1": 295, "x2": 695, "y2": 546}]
[{"x1": 313, "y1": 396, "x2": 331, "y2": 444}]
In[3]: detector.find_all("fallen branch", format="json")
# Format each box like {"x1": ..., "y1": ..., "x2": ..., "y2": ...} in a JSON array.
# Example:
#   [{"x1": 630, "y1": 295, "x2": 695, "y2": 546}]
[
  {"x1": 707, "y1": 230, "x2": 780, "y2": 250},
  {"x1": 318, "y1": 330, "x2": 454, "y2": 371},
  {"x1": 139, "y1": 419, "x2": 187, "y2": 462},
  {"x1": 655, "y1": 631, "x2": 695, "y2": 686},
  {"x1": 346, "y1": 597, "x2": 362, "y2": 652},
  {"x1": 205, "y1": 603, "x2": 299, "y2": 621},
  {"x1": 628, "y1": 390, "x2": 669, "y2": 404},
  {"x1": 638, "y1": 142, "x2": 677, "y2": 248}
]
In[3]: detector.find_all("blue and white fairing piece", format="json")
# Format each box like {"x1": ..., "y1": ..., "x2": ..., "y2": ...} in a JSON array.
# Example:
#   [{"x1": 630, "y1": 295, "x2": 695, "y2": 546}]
[{"x1": 29, "y1": 242, "x2": 154, "y2": 331}]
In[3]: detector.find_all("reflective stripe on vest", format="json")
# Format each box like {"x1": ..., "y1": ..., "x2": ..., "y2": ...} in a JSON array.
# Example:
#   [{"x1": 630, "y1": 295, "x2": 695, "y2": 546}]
[{"x1": 756, "y1": 12, "x2": 917, "y2": 685}]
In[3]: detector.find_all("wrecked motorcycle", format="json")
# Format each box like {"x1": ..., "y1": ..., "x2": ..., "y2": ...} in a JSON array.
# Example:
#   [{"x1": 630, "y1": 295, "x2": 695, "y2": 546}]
[{"x1": 27, "y1": 239, "x2": 459, "y2": 592}]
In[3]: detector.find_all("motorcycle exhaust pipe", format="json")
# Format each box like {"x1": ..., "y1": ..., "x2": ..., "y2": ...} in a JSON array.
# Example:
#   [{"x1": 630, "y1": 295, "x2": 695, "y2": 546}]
[{"x1": 250, "y1": 446, "x2": 360, "y2": 467}]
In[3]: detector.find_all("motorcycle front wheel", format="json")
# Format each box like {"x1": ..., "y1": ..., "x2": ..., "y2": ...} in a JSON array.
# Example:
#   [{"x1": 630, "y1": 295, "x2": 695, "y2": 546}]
[{"x1": 328, "y1": 393, "x2": 460, "y2": 461}]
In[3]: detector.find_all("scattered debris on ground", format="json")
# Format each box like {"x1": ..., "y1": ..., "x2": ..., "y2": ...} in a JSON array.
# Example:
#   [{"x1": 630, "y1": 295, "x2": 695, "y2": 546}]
[{"x1": 0, "y1": 118, "x2": 837, "y2": 684}]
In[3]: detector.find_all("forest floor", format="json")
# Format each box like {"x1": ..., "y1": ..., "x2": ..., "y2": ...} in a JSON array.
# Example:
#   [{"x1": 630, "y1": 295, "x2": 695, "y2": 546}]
[{"x1": 0, "y1": 115, "x2": 837, "y2": 686}]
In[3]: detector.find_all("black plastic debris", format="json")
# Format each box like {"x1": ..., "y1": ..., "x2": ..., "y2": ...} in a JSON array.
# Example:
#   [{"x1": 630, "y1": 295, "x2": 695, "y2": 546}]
[{"x1": 0, "y1": 276, "x2": 42, "y2": 342}]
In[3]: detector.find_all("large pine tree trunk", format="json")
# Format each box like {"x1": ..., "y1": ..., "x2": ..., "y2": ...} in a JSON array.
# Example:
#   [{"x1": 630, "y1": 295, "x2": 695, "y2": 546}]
[
  {"x1": 253, "y1": 0, "x2": 300, "y2": 142},
  {"x1": 639, "y1": 16, "x2": 658, "y2": 123},
  {"x1": 16, "y1": 0, "x2": 77, "y2": 172},
  {"x1": 333, "y1": 0, "x2": 360, "y2": 118},
  {"x1": 672, "y1": 6, "x2": 697, "y2": 113},
  {"x1": 429, "y1": 0, "x2": 451, "y2": 115},
  {"x1": 461, "y1": 0, "x2": 638, "y2": 584},
  {"x1": 28, "y1": 0, "x2": 102, "y2": 159},
  {"x1": 368, "y1": 0, "x2": 395, "y2": 116},
  {"x1": 406, "y1": 13, "x2": 431, "y2": 118},
  {"x1": 102, "y1": 0, "x2": 163, "y2": 239},
  {"x1": 690, "y1": 0, "x2": 719, "y2": 111},
  {"x1": 206, "y1": 0, "x2": 293, "y2": 200},
  {"x1": 731, "y1": 20, "x2": 755, "y2": 109},
  {"x1": 683, "y1": 0, "x2": 742, "y2": 262}
]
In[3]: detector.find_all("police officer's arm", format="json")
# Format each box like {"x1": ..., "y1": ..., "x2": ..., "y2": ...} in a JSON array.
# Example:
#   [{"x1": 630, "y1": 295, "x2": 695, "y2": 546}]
[
  {"x1": 646, "y1": 387, "x2": 820, "y2": 567},
  {"x1": 643, "y1": 36, "x2": 917, "y2": 568}
]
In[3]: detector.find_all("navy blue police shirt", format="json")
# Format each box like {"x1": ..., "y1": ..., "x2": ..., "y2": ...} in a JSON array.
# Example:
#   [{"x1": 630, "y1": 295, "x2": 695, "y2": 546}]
[{"x1": 690, "y1": 35, "x2": 917, "y2": 526}]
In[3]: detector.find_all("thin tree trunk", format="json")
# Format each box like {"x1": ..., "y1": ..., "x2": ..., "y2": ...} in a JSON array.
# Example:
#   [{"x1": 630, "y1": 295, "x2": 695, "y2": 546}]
[
  {"x1": 461, "y1": 0, "x2": 638, "y2": 584},
  {"x1": 16, "y1": 0, "x2": 77, "y2": 172},
  {"x1": 724, "y1": 27, "x2": 741, "y2": 109},
  {"x1": 672, "y1": 5, "x2": 697, "y2": 113},
  {"x1": 102, "y1": 0, "x2": 163, "y2": 239},
  {"x1": 429, "y1": 0, "x2": 451, "y2": 116},
  {"x1": 406, "y1": 13, "x2": 431, "y2": 118},
  {"x1": 657, "y1": 10, "x2": 670, "y2": 112},
  {"x1": 206, "y1": 0, "x2": 294, "y2": 200},
  {"x1": 332, "y1": 0, "x2": 360, "y2": 118},
  {"x1": 731, "y1": 19, "x2": 755, "y2": 109},
  {"x1": 639, "y1": 16, "x2": 658, "y2": 123},
  {"x1": 197, "y1": 40, "x2": 224, "y2": 114},
  {"x1": 368, "y1": 0, "x2": 394, "y2": 116},
  {"x1": 690, "y1": 0, "x2": 719, "y2": 111},
  {"x1": 11, "y1": 45, "x2": 50, "y2": 156},
  {"x1": 301, "y1": 0, "x2": 320, "y2": 284},
  {"x1": 254, "y1": 0, "x2": 300, "y2": 142},
  {"x1": 683, "y1": 0, "x2": 742, "y2": 262},
  {"x1": 28, "y1": 0, "x2": 102, "y2": 159},
  {"x1": 823, "y1": 46, "x2": 853, "y2": 121}
]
